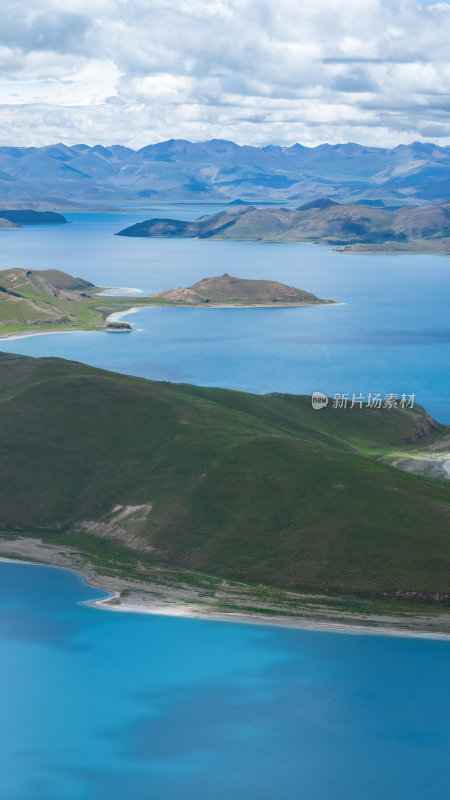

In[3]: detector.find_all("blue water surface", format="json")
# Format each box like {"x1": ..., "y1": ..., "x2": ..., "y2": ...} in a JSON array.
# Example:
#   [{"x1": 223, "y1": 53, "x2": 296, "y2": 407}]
[
  {"x1": 0, "y1": 210, "x2": 449, "y2": 799},
  {"x1": 0, "y1": 211, "x2": 449, "y2": 421},
  {"x1": 0, "y1": 561, "x2": 448, "y2": 800}
]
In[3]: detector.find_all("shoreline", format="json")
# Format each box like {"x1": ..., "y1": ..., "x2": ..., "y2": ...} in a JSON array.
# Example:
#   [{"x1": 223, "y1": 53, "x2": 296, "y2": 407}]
[
  {"x1": 0, "y1": 539, "x2": 448, "y2": 640},
  {"x1": 0, "y1": 285, "x2": 142, "y2": 341},
  {"x1": 91, "y1": 592, "x2": 450, "y2": 639},
  {"x1": 0, "y1": 298, "x2": 340, "y2": 342},
  {"x1": 0, "y1": 328, "x2": 96, "y2": 342},
  {"x1": 0, "y1": 288, "x2": 142, "y2": 341},
  {"x1": 97, "y1": 287, "x2": 143, "y2": 295},
  {"x1": 105, "y1": 306, "x2": 141, "y2": 324}
]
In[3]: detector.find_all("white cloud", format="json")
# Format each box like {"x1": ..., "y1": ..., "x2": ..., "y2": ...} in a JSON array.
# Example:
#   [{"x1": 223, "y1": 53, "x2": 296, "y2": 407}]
[{"x1": 0, "y1": 0, "x2": 449, "y2": 146}]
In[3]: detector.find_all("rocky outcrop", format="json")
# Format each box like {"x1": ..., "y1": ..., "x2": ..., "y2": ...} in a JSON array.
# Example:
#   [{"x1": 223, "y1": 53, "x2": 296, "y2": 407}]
[{"x1": 106, "y1": 321, "x2": 133, "y2": 330}]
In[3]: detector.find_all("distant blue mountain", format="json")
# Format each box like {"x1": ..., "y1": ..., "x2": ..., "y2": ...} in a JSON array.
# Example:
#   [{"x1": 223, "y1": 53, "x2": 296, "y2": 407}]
[{"x1": 0, "y1": 139, "x2": 448, "y2": 208}]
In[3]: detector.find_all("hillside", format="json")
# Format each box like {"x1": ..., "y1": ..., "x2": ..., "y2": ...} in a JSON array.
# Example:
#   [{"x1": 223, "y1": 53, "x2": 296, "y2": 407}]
[
  {"x1": 117, "y1": 200, "x2": 450, "y2": 251},
  {"x1": 0, "y1": 352, "x2": 448, "y2": 601},
  {"x1": 1, "y1": 140, "x2": 450, "y2": 208},
  {"x1": 148, "y1": 274, "x2": 331, "y2": 306},
  {"x1": 0, "y1": 268, "x2": 101, "y2": 333},
  {"x1": 0, "y1": 267, "x2": 143, "y2": 336}
]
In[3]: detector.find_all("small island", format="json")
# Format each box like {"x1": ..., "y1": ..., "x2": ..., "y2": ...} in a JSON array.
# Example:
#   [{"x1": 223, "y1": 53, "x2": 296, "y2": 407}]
[
  {"x1": 0, "y1": 269, "x2": 333, "y2": 338},
  {"x1": 148, "y1": 273, "x2": 333, "y2": 307}
]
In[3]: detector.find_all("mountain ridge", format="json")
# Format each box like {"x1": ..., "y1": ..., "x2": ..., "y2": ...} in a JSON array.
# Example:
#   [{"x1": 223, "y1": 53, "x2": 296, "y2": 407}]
[{"x1": 0, "y1": 139, "x2": 449, "y2": 208}]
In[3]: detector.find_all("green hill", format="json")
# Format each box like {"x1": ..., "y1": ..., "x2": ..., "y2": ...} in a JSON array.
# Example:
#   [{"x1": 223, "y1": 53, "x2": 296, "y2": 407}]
[
  {"x1": 0, "y1": 267, "x2": 149, "y2": 336},
  {"x1": 116, "y1": 200, "x2": 450, "y2": 252},
  {"x1": 0, "y1": 351, "x2": 448, "y2": 601},
  {"x1": 0, "y1": 267, "x2": 106, "y2": 334}
]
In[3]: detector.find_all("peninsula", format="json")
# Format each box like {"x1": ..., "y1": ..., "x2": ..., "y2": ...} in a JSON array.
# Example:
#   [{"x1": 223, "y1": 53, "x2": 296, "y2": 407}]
[
  {"x1": 116, "y1": 199, "x2": 450, "y2": 253},
  {"x1": 0, "y1": 267, "x2": 129, "y2": 337},
  {"x1": 0, "y1": 352, "x2": 448, "y2": 635},
  {"x1": 0, "y1": 269, "x2": 332, "y2": 338}
]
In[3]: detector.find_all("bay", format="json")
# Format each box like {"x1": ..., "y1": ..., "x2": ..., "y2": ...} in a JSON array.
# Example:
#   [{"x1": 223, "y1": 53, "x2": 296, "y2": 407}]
[{"x1": 0, "y1": 561, "x2": 448, "y2": 800}]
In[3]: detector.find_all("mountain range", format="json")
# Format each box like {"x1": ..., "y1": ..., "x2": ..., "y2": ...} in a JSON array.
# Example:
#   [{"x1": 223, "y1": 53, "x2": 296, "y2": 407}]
[{"x1": 0, "y1": 140, "x2": 449, "y2": 208}]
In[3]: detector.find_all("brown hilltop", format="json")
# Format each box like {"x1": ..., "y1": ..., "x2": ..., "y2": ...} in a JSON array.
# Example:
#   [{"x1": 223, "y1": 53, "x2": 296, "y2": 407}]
[{"x1": 149, "y1": 273, "x2": 333, "y2": 306}]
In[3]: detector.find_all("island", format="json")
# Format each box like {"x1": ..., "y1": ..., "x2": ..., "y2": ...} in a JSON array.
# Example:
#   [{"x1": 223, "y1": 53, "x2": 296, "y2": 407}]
[
  {"x1": 0, "y1": 351, "x2": 448, "y2": 636},
  {"x1": 0, "y1": 209, "x2": 68, "y2": 226},
  {"x1": 0, "y1": 268, "x2": 333, "y2": 338},
  {"x1": 149, "y1": 273, "x2": 332, "y2": 306},
  {"x1": 116, "y1": 198, "x2": 450, "y2": 253}
]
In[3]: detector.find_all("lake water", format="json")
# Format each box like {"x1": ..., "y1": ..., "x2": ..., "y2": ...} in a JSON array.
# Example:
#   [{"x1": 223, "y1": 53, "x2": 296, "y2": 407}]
[
  {"x1": 0, "y1": 210, "x2": 449, "y2": 421},
  {"x1": 0, "y1": 209, "x2": 449, "y2": 798},
  {"x1": 1, "y1": 561, "x2": 449, "y2": 800}
]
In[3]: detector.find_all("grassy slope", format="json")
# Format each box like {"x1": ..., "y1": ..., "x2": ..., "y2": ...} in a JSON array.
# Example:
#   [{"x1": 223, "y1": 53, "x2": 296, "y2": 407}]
[
  {"x1": 0, "y1": 351, "x2": 448, "y2": 599},
  {"x1": 0, "y1": 267, "x2": 152, "y2": 337}
]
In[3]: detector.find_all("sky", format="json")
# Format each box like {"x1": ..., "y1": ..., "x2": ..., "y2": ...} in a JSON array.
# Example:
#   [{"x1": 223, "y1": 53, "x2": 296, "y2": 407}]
[{"x1": 0, "y1": 0, "x2": 450, "y2": 149}]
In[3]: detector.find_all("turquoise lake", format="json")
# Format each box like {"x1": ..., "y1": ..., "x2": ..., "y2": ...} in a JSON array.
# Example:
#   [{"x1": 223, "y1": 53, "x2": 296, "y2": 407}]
[
  {"x1": 1, "y1": 561, "x2": 449, "y2": 800},
  {"x1": 0, "y1": 208, "x2": 449, "y2": 798}
]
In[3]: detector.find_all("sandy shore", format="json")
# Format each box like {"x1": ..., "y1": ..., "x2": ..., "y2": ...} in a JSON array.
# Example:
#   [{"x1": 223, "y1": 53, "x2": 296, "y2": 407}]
[
  {"x1": 97, "y1": 287, "x2": 143, "y2": 296},
  {"x1": 1, "y1": 537, "x2": 448, "y2": 640},
  {"x1": 106, "y1": 306, "x2": 141, "y2": 324},
  {"x1": 92, "y1": 593, "x2": 450, "y2": 639},
  {"x1": 0, "y1": 329, "x2": 96, "y2": 342},
  {"x1": 0, "y1": 284, "x2": 146, "y2": 342},
  {"x1": 0, "y1": 297, "x2": 339, "y2": 342}
]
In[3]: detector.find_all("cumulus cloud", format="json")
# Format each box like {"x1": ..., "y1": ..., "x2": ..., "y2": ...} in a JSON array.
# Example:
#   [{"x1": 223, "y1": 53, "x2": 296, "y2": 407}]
[{"x1": 0, "y1": 0, "x2": 449, "y2": 146}]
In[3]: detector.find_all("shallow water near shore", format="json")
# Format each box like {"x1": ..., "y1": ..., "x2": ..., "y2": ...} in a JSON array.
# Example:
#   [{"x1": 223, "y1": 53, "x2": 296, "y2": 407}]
[
  {"x1": 0, "y1": 560, "x2": 449, "y2": 800},
  {"x1": 0, "y1": 209, "x2": 449, "y2": 421}
]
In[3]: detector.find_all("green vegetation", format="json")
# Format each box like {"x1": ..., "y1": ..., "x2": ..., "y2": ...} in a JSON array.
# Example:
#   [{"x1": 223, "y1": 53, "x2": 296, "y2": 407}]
[
  {"x1": 0, "y1": 267, "x2": 155, "y2": 337},
  {"x1": 116, "y1": 200, "x2": 450, "y2": 252},
  {"x1": 0, "y1": 351, "x2": 448, "y2": 602},
  {"x1": 0, "y1": 269, "x2": 332, "y2": 338}
]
